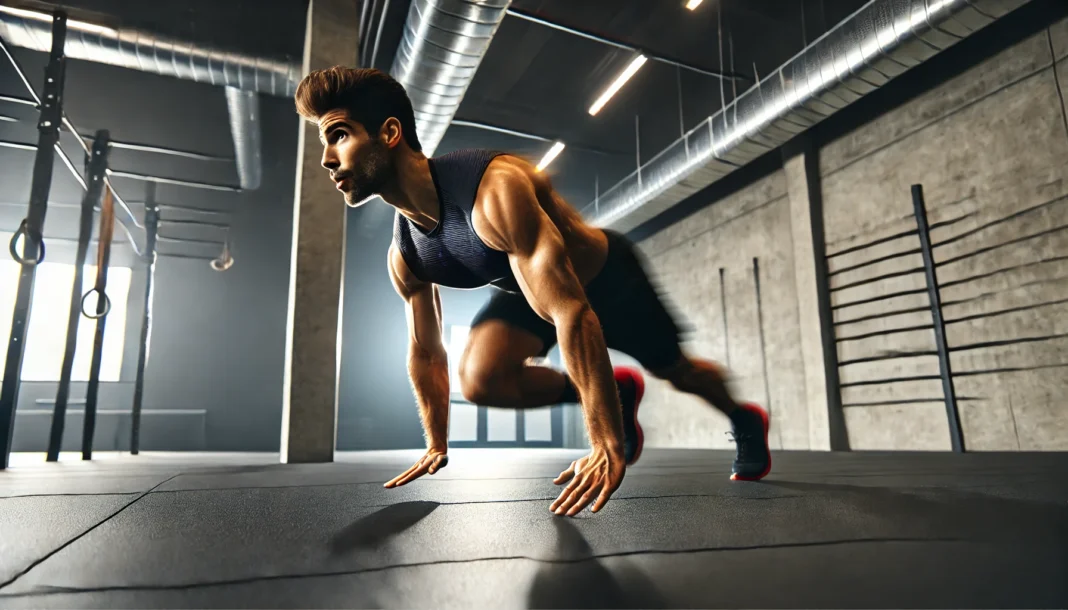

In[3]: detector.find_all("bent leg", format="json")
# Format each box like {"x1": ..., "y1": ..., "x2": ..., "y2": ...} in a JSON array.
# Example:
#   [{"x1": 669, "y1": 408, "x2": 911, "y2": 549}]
[
  {"x1": 649, "y1": 355, "x2": 740, "y2": 416},
  {"x1": 459, "y1": 319, "x2": 569, "y2": 408}
]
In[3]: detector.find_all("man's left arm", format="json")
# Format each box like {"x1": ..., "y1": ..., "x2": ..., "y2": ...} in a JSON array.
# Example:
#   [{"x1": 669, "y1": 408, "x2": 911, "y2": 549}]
[{"x1": 473, "y1": 163, "x2": 625, "y2": 515}]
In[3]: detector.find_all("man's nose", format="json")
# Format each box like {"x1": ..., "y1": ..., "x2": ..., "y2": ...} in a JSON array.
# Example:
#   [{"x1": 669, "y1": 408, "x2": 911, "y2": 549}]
[{"x1": 321, "y1": 150, "x2": 339, "y2": 171}]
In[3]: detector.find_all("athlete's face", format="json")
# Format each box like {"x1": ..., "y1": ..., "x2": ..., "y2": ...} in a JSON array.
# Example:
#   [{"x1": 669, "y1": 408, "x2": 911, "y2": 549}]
[{"x1": 318, "y1": 109, "x2": 394, "y2": 208}]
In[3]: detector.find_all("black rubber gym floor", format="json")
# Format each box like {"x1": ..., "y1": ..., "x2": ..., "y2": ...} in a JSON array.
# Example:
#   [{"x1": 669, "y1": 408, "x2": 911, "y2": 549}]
[{"x1": 1, "y1": 448, "x2": 1066, "y2": 609}]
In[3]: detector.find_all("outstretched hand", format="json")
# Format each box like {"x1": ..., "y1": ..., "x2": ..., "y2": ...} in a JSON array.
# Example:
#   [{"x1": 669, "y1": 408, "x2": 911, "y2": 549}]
[
  {"x1": 550, "y1": 446, "x2": 626, "y2": 516},
  {"x1": 384, "y1": 449, "x2": 449, "y2": 488}
]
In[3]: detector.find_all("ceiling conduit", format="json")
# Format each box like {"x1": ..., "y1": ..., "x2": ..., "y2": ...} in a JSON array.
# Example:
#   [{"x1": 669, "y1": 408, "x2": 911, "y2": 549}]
[
  {"x1": 583, "y1": 0, "x2": 1032, "y2": 233},
  {"x1": 390, "y1": 0, "x2": 512, "y2": 156},
  {"x1": 0, "y1": 5, "x2": 299, "y2": 190}
]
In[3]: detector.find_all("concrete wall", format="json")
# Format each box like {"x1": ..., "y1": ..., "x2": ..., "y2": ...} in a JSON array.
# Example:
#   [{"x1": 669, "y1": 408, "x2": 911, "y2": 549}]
[
  {"x1": 820, "y1": 19, "x2": 1068, "y2": 451},
  {"x1": 633, "y1": 13, "x2": 1068, "y2": 452},
  {"x1": 636, "y1": 170, "x2": 813, "y2": 450}
]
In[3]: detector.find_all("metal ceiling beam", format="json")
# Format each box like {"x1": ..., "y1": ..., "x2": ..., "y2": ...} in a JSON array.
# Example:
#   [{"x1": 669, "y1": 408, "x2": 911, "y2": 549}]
[{"x1": 584, "y1": 0, "x2": 1033, "y2": 233}]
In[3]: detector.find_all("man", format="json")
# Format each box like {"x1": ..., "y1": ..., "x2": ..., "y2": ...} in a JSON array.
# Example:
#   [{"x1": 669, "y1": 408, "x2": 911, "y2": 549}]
[{"x1": 295, "y1": 66, "x2": 771, "y2": 517}]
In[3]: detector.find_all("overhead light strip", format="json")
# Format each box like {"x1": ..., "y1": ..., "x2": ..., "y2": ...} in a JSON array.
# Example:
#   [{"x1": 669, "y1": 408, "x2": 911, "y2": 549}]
[
  {"x1": 588, "y1": 54, "x2": 648, "y2": 116},
  {"x1": 536, "y1": 141, "x2": 566, "y2": 171}
]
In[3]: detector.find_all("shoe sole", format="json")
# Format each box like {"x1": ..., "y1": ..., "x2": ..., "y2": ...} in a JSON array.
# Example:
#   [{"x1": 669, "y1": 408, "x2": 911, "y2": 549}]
[
  {"x1": 616, "y1": 367, "x2": 645, "y2": 466},
  {"x1": 730, "y1": 404, "x2": 772, "y2": 481}
]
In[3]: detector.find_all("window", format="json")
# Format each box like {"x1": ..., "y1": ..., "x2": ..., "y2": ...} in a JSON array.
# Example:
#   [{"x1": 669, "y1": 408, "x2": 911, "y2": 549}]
[
  {"x1": 447, "y1": 324, "x2": 469, "y2": 391},
  {"x1": 446, "y1": 325, "x2": 477, "y2": 441},
  {"x1": 0, "y1": 256, "x2": 131, "y2": 382}
]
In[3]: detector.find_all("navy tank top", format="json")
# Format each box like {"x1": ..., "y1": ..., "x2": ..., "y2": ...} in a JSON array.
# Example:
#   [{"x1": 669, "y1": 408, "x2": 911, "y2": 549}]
[{"x1": 392, "y1": 149, "x2": 521, "y2": 292}]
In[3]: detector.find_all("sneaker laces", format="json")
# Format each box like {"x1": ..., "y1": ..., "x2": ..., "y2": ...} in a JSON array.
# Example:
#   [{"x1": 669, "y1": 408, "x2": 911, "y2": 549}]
[{"x1": 725, "y1": 431, "x2": 754, "y2": 460}]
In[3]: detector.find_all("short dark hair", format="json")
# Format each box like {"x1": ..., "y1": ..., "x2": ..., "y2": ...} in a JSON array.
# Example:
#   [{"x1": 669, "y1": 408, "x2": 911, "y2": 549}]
[{"x1": 294, "y1": 66, "x2": 422, "y2": 153}]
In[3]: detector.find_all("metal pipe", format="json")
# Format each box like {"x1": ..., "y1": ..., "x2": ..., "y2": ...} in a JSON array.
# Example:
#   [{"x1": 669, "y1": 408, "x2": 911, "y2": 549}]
[
  {"x1": 130, "y1": 184, "x2": 159, "y2": 456},
  {"x1": 159, "y1": 203, "x2": 232, "y2": 216},
  {"x1": 156, "y1": 252, "x2": 221, "y2": 261},
  {"x1": 107, "y1": 170, "x2": 241, "y2": 193},
  {"x1": 370, "y1": 0, "x2": 392, "y2": 68},
  {"x1": 156, "y1": 235, "x2": 224, "y2": 246},
  {"x1": 0, "y1": 12, "x2": 66, "y2": 471},
  {"x1": 1, "y1": 200, "x2": 77, "y2": 209},
  {"x1": 158, "y1": 218, "x2": 230, "y2": 229},
  {"x1": 84, "y1": 137, "x2": 233, "y2": 162},
  {"x1": 912, "y1": 184, "x2": 965, "y2": 452},
  {"x1": 505, "y1": 7, "x2": 750, "y2": 82},
  {"x1": 390, "y1": 0, "x2": 513, "y2": 156},
  {"x1": 0, "y1": 93, "x2": 35, "y2": 106},
  {"x1": 224, "y1": 87, "x2": 262, "y2": 190},
  {"x1": 450, "y1": 120, "x2": 553, "y2": 142},
  {"x1": 49, "y1": 131, "x2": 110, "y2": 462},
  {"x1": 0, "y1": 139, "x2": 36, "y2": 151},
  {"x1": 360, "y1": 0, "x2": 381, "y2": 67}
]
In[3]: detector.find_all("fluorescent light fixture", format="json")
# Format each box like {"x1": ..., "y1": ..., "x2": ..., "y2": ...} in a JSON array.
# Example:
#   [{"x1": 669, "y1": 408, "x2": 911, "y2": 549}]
[
  {"x1": 685, "y1": 0, "x2": 704, "y2": 9},
  {"x1": 0, "y1": 5, "x2": 118, "y2": 36},
  {"x1": 536, "y1": 141, "x2": 566, "y2": 172},
  {"x1": 588, "y1": 55, "x2": 648, "y2": 116}
]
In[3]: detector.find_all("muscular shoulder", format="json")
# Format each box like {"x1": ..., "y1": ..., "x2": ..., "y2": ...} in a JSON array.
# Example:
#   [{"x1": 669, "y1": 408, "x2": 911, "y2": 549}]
[
  {"x1": 472, "y1": 155, "x2": 550, "y2": 252},
  {"x1": 479, "y1": 155, "x2": 551, "y2": 200}
]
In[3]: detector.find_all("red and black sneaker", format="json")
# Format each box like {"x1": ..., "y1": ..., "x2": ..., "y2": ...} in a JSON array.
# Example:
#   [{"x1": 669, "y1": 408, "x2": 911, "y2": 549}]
[
  {"x1": 728, "y1": 403, "x2": 772, "y2": 481},
  {"x1": 614, "y1": 367, "x2": 645, "y2": 466}
]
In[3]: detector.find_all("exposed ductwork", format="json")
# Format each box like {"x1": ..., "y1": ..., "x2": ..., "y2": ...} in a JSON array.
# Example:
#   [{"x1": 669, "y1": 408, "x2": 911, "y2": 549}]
[
  {"x1": 0, "y1": 4, "x2": 299, "y2": 191},
  {"x1": 390, "y1": 0, "x2": 512, "y2": 156},
  {"x1": 583, "y1": 0, "x2": 1032, "y2": 233},
  {"x1": 225, "y1": 87, "x2": 262, "y2": 190}
]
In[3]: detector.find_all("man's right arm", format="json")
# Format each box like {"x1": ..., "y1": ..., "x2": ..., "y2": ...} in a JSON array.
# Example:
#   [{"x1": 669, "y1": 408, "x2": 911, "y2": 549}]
[{"x1": 387, "y1": 244, "x2": 451, "y2": 454}]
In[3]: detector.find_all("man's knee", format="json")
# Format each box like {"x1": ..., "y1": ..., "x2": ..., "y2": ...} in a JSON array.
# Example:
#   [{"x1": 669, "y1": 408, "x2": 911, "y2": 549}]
[{"x1": 458, "y1": 354, "x2": 512, "y2": 405}]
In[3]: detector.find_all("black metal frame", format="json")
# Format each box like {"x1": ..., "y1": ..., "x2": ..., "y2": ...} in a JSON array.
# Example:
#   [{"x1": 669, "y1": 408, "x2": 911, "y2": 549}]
[
  {"x1": 911, "y1": 184, "x2": 965, "y2": 453},
  {"x1": 130, "y1": 184, "x2": 160, "y2": 455},
  {"x1": 0, "y1": 12, "x2": 68, "y2": 470},
  {"x1": 47, "y1": 131, "x2": 111, "y2": 461}
]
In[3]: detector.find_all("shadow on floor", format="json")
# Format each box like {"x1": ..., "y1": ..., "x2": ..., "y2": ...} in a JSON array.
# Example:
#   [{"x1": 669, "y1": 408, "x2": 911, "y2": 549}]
[
  {"x1": 330, "y1": 500, "x2": 439, "y2": 555},
  {"x1": 527, "y1": 518, "x2": 668, "y2": 609}
]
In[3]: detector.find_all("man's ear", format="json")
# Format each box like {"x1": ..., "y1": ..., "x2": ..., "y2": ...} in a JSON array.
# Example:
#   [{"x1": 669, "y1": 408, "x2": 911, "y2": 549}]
[{"x1": 381, "y1": 117, "x2": 403, "y2": 149}]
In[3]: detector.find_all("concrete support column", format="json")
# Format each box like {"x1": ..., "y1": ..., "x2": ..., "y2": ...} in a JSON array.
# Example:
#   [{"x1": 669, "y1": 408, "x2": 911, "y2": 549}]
[
  {"x1": 783, "y1": 142, "x2": 849, "y2": 451},
  {"x1": 281, "y1": 0, "x2": 360, "y2": 463}
]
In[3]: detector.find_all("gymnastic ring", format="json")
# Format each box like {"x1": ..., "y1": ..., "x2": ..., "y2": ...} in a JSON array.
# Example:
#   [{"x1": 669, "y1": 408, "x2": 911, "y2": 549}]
[
  {"x1": 80, "y1": 287, "x2": 111, "y2": 319},
  {"x1": 8, "y1": 220, "x2": 46, "y2": 266}
]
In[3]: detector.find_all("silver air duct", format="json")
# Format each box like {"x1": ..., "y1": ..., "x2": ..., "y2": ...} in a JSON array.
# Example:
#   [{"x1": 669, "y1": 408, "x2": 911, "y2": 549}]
[
  {"x1": 0, "y1": 5, "x2": 299, "y2": 191},
  {"x1": 390, "y1": 0, "x2": 512, "y2": 156},
  {"x1": 585, "y1": 0, "x2": 1032, "y2": 233},
  {"x1": 225, "y1": 87, "x2": 262, "y2": 190}
]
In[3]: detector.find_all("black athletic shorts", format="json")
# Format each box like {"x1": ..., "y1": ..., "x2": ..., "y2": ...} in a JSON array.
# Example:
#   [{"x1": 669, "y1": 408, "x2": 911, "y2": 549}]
[{"x1": 470, "y1": 229, "x2": 684, "y2": 372}]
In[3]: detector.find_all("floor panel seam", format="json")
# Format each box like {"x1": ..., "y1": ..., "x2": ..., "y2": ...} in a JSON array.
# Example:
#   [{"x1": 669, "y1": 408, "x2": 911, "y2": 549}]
[
  {"x1": 0, "y1": 492, "x2": 142, "y2": 500},
  {"x1": 0, "y1": 536, "x2": 972, "y2": 598},
  {"x1": 0, "y1": 473, "x2": 184, "y2": 592}
]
